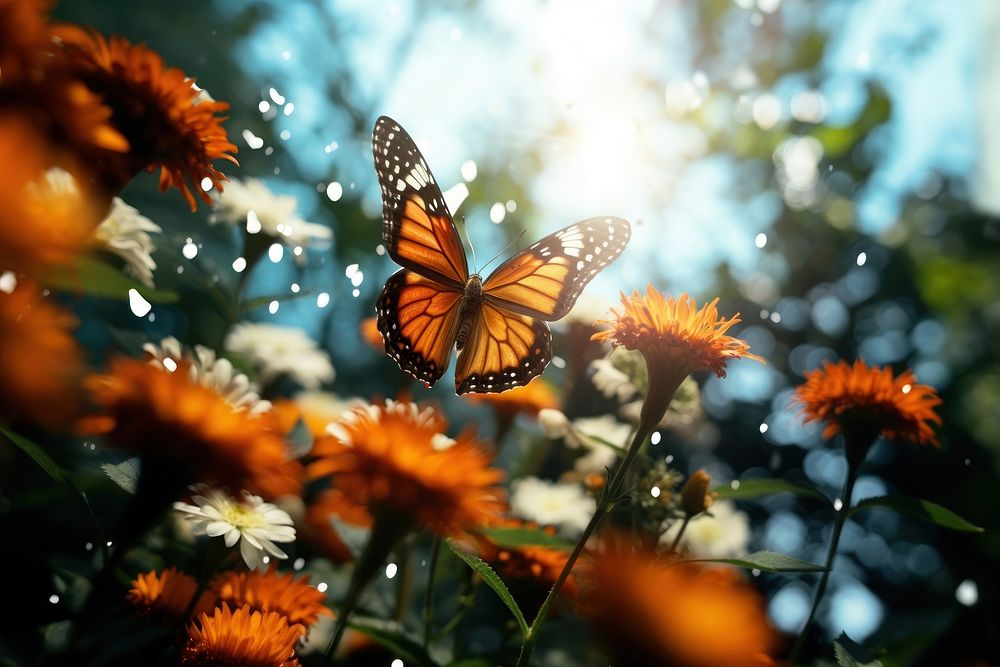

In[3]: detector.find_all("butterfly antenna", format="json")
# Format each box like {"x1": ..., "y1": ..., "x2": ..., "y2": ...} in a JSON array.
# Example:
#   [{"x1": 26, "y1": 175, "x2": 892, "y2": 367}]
[
  {"x1": 461, "y1": 216, "x2": 479, "y2": 273},
  {"x1": 479, "y1": 228, "x2": 528, "y2": 274}
]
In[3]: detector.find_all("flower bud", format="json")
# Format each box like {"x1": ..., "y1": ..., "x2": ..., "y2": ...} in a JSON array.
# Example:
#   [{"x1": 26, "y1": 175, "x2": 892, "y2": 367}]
[{"x1": 680, "y1": 469, "x2": 714, "y2": 516}]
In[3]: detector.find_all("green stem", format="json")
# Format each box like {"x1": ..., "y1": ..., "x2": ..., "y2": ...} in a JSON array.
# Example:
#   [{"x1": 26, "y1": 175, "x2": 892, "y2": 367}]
[
  {"x1": 515, "y1": 421, "x2": 655, "y2": 667},
  {"x1": 422, "y1": 537, "x2": 442, "y2": 647},
  {"x1": 788, "y1": 463, "x2": 859, "y2": 663},
  {"x1": 668, "y1": 515, "x2": 692, "y2": 553},
  {"x1": 323, "y1": 513, "x2": 413, "y2": 665}
]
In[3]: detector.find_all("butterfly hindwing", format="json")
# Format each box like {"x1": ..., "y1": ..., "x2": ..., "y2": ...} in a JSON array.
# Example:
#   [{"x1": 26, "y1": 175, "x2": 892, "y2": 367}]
[
  {"x1": 482, "y1": 216, "x2": 631, "y2": 320},
  {"x1": 373, "y1": 116, "x2": 468, "y2": 287},
  {"x1": 454, "y1": 302, "x2": 552, "y2": 394},
  {"x1": 376, "y1": 268, "x2": 463, "y2": 387}
]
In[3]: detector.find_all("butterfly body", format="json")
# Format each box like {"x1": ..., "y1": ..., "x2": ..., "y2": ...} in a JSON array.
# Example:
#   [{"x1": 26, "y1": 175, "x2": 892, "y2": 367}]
[
  {"x1": 373, "y1": 116, "x2": 630, "y2": 394},
  {"x1": 455, "y1": 275, "x2": 484, "y2": 351}
]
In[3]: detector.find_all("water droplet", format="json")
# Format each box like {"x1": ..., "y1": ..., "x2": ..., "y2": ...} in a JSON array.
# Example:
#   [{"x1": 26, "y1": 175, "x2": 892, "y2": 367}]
[
  {"x1": 246, "y1": 211, "x2": 262, "y2": 234},
  {"x1": 49, "y1": 594, "x2": 59, "y2": 604},
  {"x1": 650, "y1": 486, "x2": 661, "y2": 498},
  {"x1": 262, "y1": 556, "x2": 270, "y2": 564},
  {"x1": 376, "y1": 244, "x2": 386, "y2": 256},
  {"x1": 128, "y1": 289, "x2": 152, "y2": 317},
  {"x1": 291, "y1": 283, "x2": 300, "y2": 294},
  {"x1": 200, "y1": 177, "x2": 213, "y2": 192},
  {"x1": 352, "y1": 288, "x2": 360, "y2": 298},
  {"x1": 385, "y1": 562, "x2": 398, "y2": 579},
  {"x1": 460, "y1": 160, "x2": 478, "y2": 182},
  {"x1": 232, "y1": 257, "x2": 247, "y2": 273},
  {"x1": 317, "y1": 581, "x2": 328, "y2": 593},
  {"x1": 268, "y1": 300, "x2": 279, "y2": 314},
  {"x1": 856, "y1": 252, "x2": 867, "y2": 266},
  {"x1": 268, "y1": 244, "x2": 284, "y2": 263},
  {"x1": 759, "y1": 422, "x2": 769, "y2": 434},
  {"x1": 182, "y1": 241, "x2": 198, "y2": 260},
  {"x1": 317, "y1": 292, "x2": 330, "y2": 308},
  {"x1": 326, "y1": 181, "x2": 343, "y2": 202},
  {"x1": 754, "y1": 233, "x2": 767, "y2": 248},
  {"x1": 833, "y1": 498, "x2": 843, "y2": 511}
]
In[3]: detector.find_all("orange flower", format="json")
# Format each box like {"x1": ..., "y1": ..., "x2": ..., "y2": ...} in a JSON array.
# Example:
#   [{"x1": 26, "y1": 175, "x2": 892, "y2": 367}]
[
  {"x1": 0, "y1": 280, "x2": 82, "y2": 427},
  {"x1": 182, "y1": 603, "x2": 303, "y2": 667},
  {"x1": 593, "y1": 287, "x2": 761, "y2": 431},
  {"x1": 359, "y1": 316, "x2": 383, "y2": 350},
  {"x1": 54, "y1": 27, "x2": 237, "y2": 210},
  {"x1": 213, "y1": 569, "x2": 332, "y2": 628},
  {"x1": 476, "y1": 521, "x2": 576, "y2": 597},
  {"x1": 0, "y1": 0, "x2": 53, "y2": 84},
  {"x1": 584, "y1": 550, "x2": 778, "y2": 667},
  {"x1": 464, "y1": 377, "x2": 559, "y2": 418},
  {"x1": 796, "y1": 358, "x2": 941, "y2": 447},
  {"x1": 127, "y1": 567, "x2": 216, "y2": 620},
  {"x1": 0, "y1": 115, "x2": 107, "y2": 274},
  {"x1": 308, "y1": 400, "x2": 505, "y2": 537},
  {"x1": 82, "y1": 358, "x2": 301, "y2": 499},
  {"x1": 303, "y1": 488, "x2": 372, "y2": 563}
]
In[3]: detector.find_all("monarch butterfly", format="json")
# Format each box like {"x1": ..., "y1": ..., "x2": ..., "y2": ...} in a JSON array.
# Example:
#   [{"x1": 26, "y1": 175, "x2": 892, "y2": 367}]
[{"x1": 372, "y1": 116, "x2": 630, "y2": 394}]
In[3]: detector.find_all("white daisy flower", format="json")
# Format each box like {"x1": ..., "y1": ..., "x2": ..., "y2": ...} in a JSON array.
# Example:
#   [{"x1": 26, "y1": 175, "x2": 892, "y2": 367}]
[
  {"x1": 212, "y1": 177, "x2": 331, "y2": 246},
  {"x1": 143, "y1": 336, "x2": 271, "y2": 414},
  {"x1": 510, "y1": 476, "x2": 596, "y2": 538},
  {"x1": 659, "y1": 499, "x2": 751, "y2": 558},
  {"x1": 538, "y1": 410, "x2": 628, "y2": 476},
  {"x1": 225, "y1": 322, "x2": 335, "y2": 390},
  {"x1": 173, "y1": 486, "x2": 296, "y2": 570},
  {"x1": 94, "y1": 198, "x2": 162, "y2": 287}
]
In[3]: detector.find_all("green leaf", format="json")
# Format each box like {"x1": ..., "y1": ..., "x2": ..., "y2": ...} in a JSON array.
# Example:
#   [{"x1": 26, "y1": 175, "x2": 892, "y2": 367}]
[
  {"x1": 349, "y1": 618, "x2": 440, "y2": 667},
  {"x1": 691, "y1": 550, "x2": 827, "y2": 573},
  {"x1": 41, "y1": 256, "x2": 178, "y2": 303},
  {"x1": 1, "y1": 427, "x2": 107, "y2": 560},
  {"x1": 100, "y1": 455, "x2": 141, "y2": 494},
  {"x1": 847, "y1": 495, "x2": 984, "y2": 533},
  {"x1": 834, "y1": 633, "x2": 884, "y2": 667},
  {"x1": 445, "y1": 538, "x2": 528, "y2": 636},
  {"x1": 715, "y1": 478, "x2": 829, "y2": 503},
  {"x1": 481, "y1": 527, "x2": 573, "y2": 551}
]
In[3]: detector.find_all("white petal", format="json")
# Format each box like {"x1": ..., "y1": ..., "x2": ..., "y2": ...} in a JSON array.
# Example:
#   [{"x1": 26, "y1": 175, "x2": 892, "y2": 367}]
[
  {"x1": 205, "y1": 521, "x2": 233, "y2": 537},
  {"x1": 223, "y1": 527, "x2": 241, "y2": 547},
  {"x1": 240, "y1": 537, "x2": 262, "y2": 569}
]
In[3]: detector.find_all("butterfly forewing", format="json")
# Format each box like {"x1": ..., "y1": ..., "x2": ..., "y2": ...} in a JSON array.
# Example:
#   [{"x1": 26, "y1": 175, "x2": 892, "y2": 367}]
[
  {"x1": 454, "y1": 303, "x2": 552, "y2": 394},
  {"x1": 373, "y1": 116, "x2": 468, "y2": 287},
  {"x1": 482, "y1": 216, "x2": 631, "y2": 320},
  {"x1": 376, "y1": 268, "x2": 464, "y2": 387}
]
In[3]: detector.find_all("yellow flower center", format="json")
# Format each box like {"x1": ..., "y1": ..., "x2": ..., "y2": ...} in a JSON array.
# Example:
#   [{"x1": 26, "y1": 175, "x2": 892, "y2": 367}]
[{"x1": 218, "y1": 501, "x2": 264, "y2": 530}]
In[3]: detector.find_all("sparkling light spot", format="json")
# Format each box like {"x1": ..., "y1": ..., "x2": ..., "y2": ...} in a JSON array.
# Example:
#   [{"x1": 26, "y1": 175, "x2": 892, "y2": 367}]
[
  {"x1": 755, "y1": 232, "x2": 767, "y2": 248},
  {"x1": 128, "y1": 289, "x2": 152, "y2": 317},
  {"x1": 246, "y1": 211, "x2": 262, "y2": 234},
  {"x1": 505, "y1": 199, "x2": 517, "y2": 213},
  {"x1": 262, "y1": 556, "x2": 270, "y2": 565},
  {"x1": 0, "y1": 271, "x2": 17, "y2": 293},
  {"x1": 759, "y1": 422, "x2": 769, "y2": 434},
  {"x1": 391, "y1": 660, "x2": 404, "y2": 667},
  {"x1": 385, "y1": 563, "x2": 398, "y2": 579},
  {"x1": 901, "y1": 384, "x2": 912, "y2": 394},
  {"x1": 84, "y1": 542, "x2": 93, "y2": 551},
  {"x1": 650, "y1": 431, "x2": 661, "y2": 445},
  {"x1": 268, "y1": 88, "x2": 285, "y2": 105},
  {"x1": 317, "y1": 292, "x2": 331, "y2": 308},
  {"x1": 460, "y1": 160, "x2": 478, "y2": 182},
  {"x1": 650, "y1": 486, "x2": 661, "y2": 498},
  {"x1": 752, "y1": 93, "x2": 781, "y2": 129},
  {"x1": 551, "y1": 355, "x2": 566, "y2": 369},
  {"x1": 770, "y1": 311, "x2": 782, "y2": 324},
  {"x1": 200, "y1": 177, "x2": 213, "y2": 192},
  {"x1": 163, "y1": 357, "x2": 178, "y2": 373},
  {"x1": 317, "y1": 581, "x2": 328, "y2": 593},
  {"x1": 281, "y1": 49, "x2": 291, "y2": 60},
  {"x1": 833, "y1": 498, "x2": 843, "y2": 511},
  {"x1": 450, "y1": 26, "x2": 462, "y2": 41},
  {"x1": 326, "y1": 181, "x2": 343, "y2": 202},
  {"x1": 268, "y1": 300, "x2": 279, "y2": 314},
  {"x1": 279, "y1": 129, "x2": 291, "y2": 141},
  {"x1": 857, "y1": 252, "x2": 867, "y2": 266},
  {"x1": 731, "y1": 480, "x2": 741, "y2": 490},
  {"x1": 258, "y1": 100, "x2": 270, "y2": 113},
  {"x1": 49, "y1": 595, "x2": 59, "y2": 604},
  {"x1": 232, "y1": 257, "x2": 247, "y2": 273},
  {"x1": 293, "y1": 557, "x2": 305, "y2": 570},
  {"x1": 283, "y1": 103, "x2": 295, "y2": 116},
  {"x1": 956, "y1": 580, "x2": 978, "y2": 606},
  {"x1": 182, "y1": 241, "x2": 198, "y2": 259},
  {"x1": 242, "y1": 129, "x2": 264, "y2": 149},
  {"x1": 268, "y1": 243, "x2": 284, "y2": 263},
  {"x1": 291, "y1": 283, "x2": 300, "y2": 293},
  {"x1": 489, "y1": 202, "x2": 506, "y2": 224}
]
